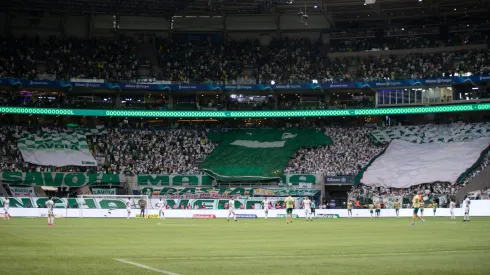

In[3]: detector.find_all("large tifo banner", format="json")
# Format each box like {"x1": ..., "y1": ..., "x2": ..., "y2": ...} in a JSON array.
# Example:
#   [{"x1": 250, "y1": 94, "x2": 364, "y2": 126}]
[
  {"x1": 16, "y1": 126, "x2": 107, "y2": 167},
  {"x1": 360, "y1": 138, "x2": 490, "y2": 188},
  {"x1": 0, "y1": 172, "x2": 319, "y2": 188},
  {"x1": 137, "y1": 174, "x2": 320, "y2": 188},
  {"x1": 0, "y1": 197, "x2": 307, "y2": 210},
  {"x1": 137, "y1": 187, "x2": 319, "y2": 198},
  {"x1": 200, "y1": 129, "x2": 332, "y2": 181}
]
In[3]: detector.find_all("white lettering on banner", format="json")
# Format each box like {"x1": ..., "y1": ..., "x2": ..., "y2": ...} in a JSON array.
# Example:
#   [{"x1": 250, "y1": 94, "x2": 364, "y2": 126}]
[
  {"x1": 9, "y1": 186, "x2": 36, "y2": 197},
  {"x1": 7, "y1": 200, "x2": 490, "y2": 218},
  {"x1": 70, "y1": 78, "x2": 105, "y2": 83}
]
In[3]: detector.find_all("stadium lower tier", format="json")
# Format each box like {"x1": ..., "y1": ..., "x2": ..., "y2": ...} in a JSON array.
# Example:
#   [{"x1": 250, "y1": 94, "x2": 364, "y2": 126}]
[
  {"x1": 2, "y1": 198, "x2": 489, "y2": 218},
  {"x1": 3, "y1": 202, "x2": 489, "y2": 219}
]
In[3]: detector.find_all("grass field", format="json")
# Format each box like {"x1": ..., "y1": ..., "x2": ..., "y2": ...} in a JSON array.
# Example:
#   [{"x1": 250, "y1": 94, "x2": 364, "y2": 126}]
[{"x1": 1, "y1": 217, "x2": 490, "y2": 275}]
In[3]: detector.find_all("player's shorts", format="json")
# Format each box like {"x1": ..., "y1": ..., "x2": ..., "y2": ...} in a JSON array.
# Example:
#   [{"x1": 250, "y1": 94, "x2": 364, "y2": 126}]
[
  {"x1": 376, "y1": 209, "x2": 380, "y2": 213},
  {"x1": 433, "y1": 209, "x2": 437, "y2": 212},
  {"x1": 395, "y1": 208, "x2": 399, "y2": 212},
  {"x1": 413, "y1": 208, "x2": 419, "y2": 214},
  {"x1": 450, "y1": 209, "x2": 454, "y2": 214},
  {"x1": 4, "y1": 207, "x2": 9, "y2": 213},
  {"x1": 420, "y1": 208, "x2": 424, "y2": 213},
  {"x1": 48, "y1": 209, "x2": 53, "y2": 215},
  {"x1": 127, "y1": 208, "x2": 131, "y2": 213},
  {"x1": 347, "y1": 208, "x2": 352, "y2": 212},
  {"x1": 304, "y1": 208, "x2": 311, "y2": 215},
  {"x1": 311, "y1": 208, "x2": 315, "y2": 213},
  {"x1": 228, "y1": 209, "x2": 235, "y2": 215},
  {"x1": 264, "y1": 208, "x2": 269, "y2": 213},
  {"x1": 286, "y1": 208, "x2": 293, "y2": 214},
  {"x1": 464, "y1": 207, "x2": 470, "y2": 215},
  {"x1": 370, "y1": 210, "x2": 373, "y2": 213}
]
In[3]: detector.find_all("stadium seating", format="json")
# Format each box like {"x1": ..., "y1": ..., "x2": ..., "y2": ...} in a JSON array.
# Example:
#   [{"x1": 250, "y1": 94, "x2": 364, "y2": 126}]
[{"x1": 1, "y1": 35, "x2": 489, "y2": 84}]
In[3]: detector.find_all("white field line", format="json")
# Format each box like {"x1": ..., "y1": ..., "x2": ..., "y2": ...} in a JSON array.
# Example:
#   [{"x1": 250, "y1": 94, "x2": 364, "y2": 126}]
[
  {"x1": 139, "y1": 249, "x2": 490, "y2": 261},
  {"x1": 114, "y1": 258, "x2": 180, "y2": 275}
]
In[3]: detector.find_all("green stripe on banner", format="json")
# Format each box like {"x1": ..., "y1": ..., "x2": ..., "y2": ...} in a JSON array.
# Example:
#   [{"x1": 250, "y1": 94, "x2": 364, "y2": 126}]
[{"x1": 456, "y1": 142, "x2": 490, "y2": 184}]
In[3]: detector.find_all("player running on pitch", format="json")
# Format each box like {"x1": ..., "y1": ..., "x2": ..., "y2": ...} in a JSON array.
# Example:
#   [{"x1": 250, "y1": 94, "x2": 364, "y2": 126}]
[
  {"x1": 419, "y1": 197, "x2": 425, "y2": 219},
  {"x1": 228, "y1": 197, "x2": 237, "y2": 222},
  {"x1": 393, "y1": 199, "x2": 400, "y2": 218},
  {"x1": 411, "y1": 192, "x2": 425, "y2": 225},
  {"x1": 46, "y1": 197, "x2": 55, "y2": 226},
  {"x1": 463, "y1": 197, "x2": 471, "y2": 222},
  {"x1": 347, "y1": 200, "x2": 353, "y2": 218},
  {"x1": 432, "y1": 199, "x2": 438, "y2": 218},
  {"x1": 449, "y1": 200, "x2": 456, "y2": 220},
  {"x1": 311, "y1": 200, "x2": 316, "y2": 219},
  {"x1": 302, "y1": 196, "x2": 312, "y2": 221},
  {"x1": 375, "y1": 201, "x2": 381, "y2": 218},
  {"x1": 262, "y1": 198, "x2": 270, "y2": 219},
  {"x1": 126, "y1": 197, "x2": 132, "y2": 219},
  {"x1": 369, "y1": 202, "x2": 374, "y2": 218},
  {"x1": 285, "y1": 195, "x2": 295, "y2": 224},
  {"x1": 157, "y1": 198, "x2": 165, "y2": 219},
  {"x1": 3, "y1": 196, "x2": 10, "y2": 220}
]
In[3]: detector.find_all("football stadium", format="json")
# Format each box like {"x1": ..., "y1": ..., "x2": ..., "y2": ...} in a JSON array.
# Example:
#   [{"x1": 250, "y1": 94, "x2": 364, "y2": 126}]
[{"x1": 1, "y1": 0, "x2": 490, "y2": 274}]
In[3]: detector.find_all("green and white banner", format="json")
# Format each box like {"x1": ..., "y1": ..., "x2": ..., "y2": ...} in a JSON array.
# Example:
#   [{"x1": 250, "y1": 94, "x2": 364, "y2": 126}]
[
  {"x1": 0, "y1": 172, "x2": 320, "y2": 189},
  {"x1": 0, "y1": 172, "x2": 122, "y2": 187},
  {"x1": 201, "y1": 129, "x2": 331, "y2": 181},
  {"x1": 137, "y1": 174, "x2": 320, "y2": 188},
  {"x1": 16, "y1": 126, "x2": 107, "y2": 167},
  {"x1": 92, "y1": 188, "x2": 117, "y2": 195},
  {"x1": 360, "y1": 138, "x2": 490, "y2": 188},
  {"x1": 139, "y1": 187, "x2": 319, "y2": 198},
  {"x1": 8, "y1": 186, "x2": 36, "y2": 197},
  {"x1": 137, "y1": 174, "x2": 213, "y2": 187}
]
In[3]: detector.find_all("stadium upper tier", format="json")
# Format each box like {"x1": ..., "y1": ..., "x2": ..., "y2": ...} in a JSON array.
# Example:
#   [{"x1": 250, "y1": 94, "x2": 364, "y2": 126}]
[{"x1": 0, "y1": 36, "x2": 489, "y2": 84}]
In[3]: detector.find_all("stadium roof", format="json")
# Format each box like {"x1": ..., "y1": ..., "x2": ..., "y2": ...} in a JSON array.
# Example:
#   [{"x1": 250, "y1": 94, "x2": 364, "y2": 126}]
[{"x1": 1, "y1": 0, "x2": 489, "y2": 25}]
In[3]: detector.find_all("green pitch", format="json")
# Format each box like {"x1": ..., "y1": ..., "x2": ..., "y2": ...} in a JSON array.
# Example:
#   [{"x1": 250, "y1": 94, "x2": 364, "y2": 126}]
[{"x1": 1, "y1": 217, "x2": 490, "y2": 275}]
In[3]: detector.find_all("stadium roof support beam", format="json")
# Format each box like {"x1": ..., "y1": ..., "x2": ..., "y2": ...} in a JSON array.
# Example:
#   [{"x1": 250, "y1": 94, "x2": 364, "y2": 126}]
[{"x1": 368, "y1": 2, "x2": 384, "y2": 21}]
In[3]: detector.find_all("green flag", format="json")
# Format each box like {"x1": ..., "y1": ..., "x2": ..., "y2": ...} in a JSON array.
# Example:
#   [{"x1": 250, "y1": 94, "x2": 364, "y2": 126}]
[{"x1": 200, "y1": 129, "x2": 332, "y2": 181}]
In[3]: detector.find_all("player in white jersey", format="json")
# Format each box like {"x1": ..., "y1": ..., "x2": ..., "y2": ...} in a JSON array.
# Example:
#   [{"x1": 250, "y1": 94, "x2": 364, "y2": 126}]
[
  {"x1": 463, "y1": 197, "x2": 471, "y2": 222},
  {"x1": 227, "y1": 198, "x2": 237, "y2": 221},
  {"x1": 45, "y1": 197, "x2": 55, "y2": 226},
  {"x1": 126, "y1": 198, "x2": 132, "y2": 219},
  {"x1": 3, "y1": 196, "x2": 11, "y2": 220},
  {"x1": 157, "y1": 198, "x2": 165, "y2": 219},
  {"x1": 262, "y1": 198, "x2": 270, "y2": 219},
  {"x1": 449, "y1": 201, "x2": 456, "y2": 220},
  {"x1": 302, "y1": 196, "x2": 312, "y2": 221}
]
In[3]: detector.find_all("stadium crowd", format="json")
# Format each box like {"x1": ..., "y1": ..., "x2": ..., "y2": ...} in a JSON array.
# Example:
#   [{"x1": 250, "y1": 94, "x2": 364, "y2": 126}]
[
  {"x1": 1, "y1": 123, "x2": 489, "y2": 201},
  {"x1": 1, "y1": 35, "x2": 489, "y2": 84},
  {"x1": 0, "y1": 36, "x2": 139, "y2": 81}
]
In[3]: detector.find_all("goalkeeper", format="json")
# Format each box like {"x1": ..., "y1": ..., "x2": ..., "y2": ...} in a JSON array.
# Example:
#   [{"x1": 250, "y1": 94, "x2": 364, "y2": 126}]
[{"x1": 139, "y1": 199, "x2": 147, "y2": 218}]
